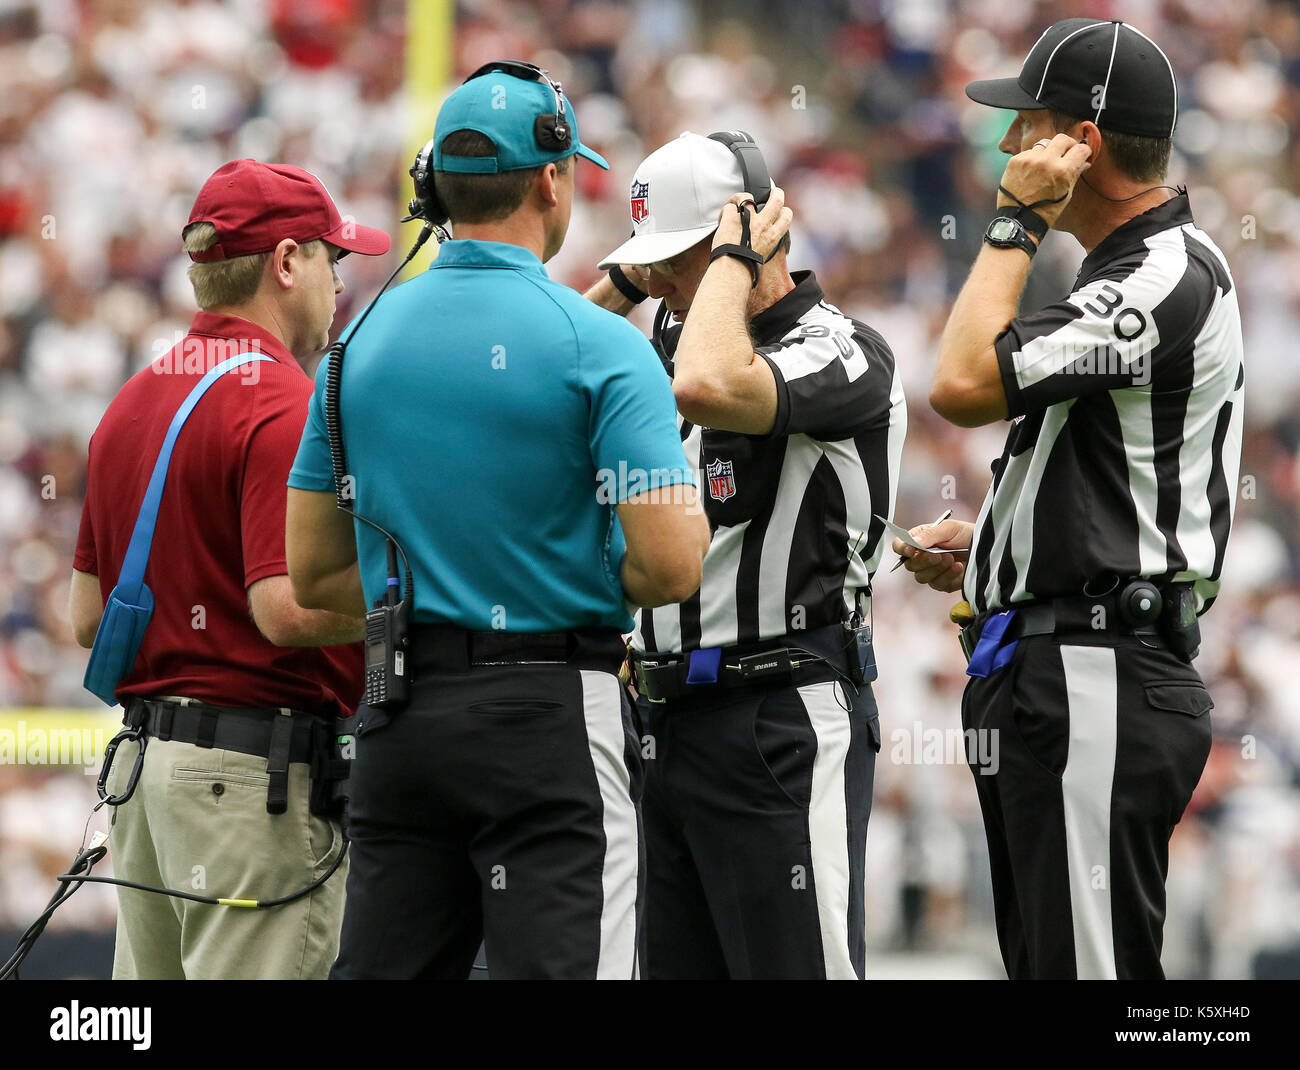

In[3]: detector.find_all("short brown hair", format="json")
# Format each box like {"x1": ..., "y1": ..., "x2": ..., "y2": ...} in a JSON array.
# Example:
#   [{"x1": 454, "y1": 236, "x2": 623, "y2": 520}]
[
  {"x1": 183, "y1": 223, "x2": 323, "y2": 309},
  {"x1": 434, "y1": 129, "x2": 570, "y2": 225},
  {"x1": 1049, "y1": 111, "x2": 1171, "y2": 183}
]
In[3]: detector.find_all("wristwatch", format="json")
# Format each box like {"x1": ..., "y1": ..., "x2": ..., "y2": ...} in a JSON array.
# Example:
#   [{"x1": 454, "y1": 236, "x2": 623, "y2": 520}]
[{"x1": 983, "y1": 214, "x2": 1038, "y2": 258}]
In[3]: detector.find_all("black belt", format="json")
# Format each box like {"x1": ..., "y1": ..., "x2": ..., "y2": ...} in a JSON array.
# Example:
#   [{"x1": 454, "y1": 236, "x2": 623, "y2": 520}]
[
  {"x1": 631, "y1": 624, "x2": 850, "y2": 704},
  {"x1": 961, "y1": 593, "x2": 1162, "y2": 655},
  {"x1": 122, "y1": 698, "x2": 328, "y2": 815},
  {"x1": 407, "y1": 624, "x2": 627, "y2": 675}
]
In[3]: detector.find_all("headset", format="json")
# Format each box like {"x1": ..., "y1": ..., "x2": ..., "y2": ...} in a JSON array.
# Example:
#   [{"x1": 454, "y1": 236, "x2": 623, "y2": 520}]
[
  {"x1": 651, "y1": 130, "x2": 774, "y2": 361},
  {"x1": 406, "y1": 60, "x2": 573, "y2": 228},
  {"x1": 707, "y1": 130, "x2": 772, "y2": 211}
]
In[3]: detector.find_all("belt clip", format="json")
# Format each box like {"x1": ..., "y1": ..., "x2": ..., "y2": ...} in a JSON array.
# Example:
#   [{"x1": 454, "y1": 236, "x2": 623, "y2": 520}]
[
  {"x1": 634, "y1": 659, "x2": 669, "y2": 704},
  {"x1": 124, "y1": 701, "x2": 147, "y2": 730},
  {"x1": 958, "y1": 626, "x2": 976, "y2": 665},
  {"x1": 265, "y1": 709, "x2": 293, "y2": 816}
]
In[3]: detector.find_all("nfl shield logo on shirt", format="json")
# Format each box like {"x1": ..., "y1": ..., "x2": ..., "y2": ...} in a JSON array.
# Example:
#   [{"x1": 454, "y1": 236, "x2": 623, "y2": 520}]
[
  {"x1": 630, "y1": 180, "x2": 649, "y2": 224},
  {"x1": 707, "y1": 458, "x2": 736, "y2": 502}
]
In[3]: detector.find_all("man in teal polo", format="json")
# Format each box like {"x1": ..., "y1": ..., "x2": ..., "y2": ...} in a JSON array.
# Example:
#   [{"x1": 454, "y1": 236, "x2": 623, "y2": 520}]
[{"x1": 286, "y1": 62, "x2": 709, "y2": 979}]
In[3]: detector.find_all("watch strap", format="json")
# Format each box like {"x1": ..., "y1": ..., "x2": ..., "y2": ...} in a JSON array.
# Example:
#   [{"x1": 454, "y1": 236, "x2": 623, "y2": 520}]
[
  {"x1": 709, "y1": 244, "x2": 763, "y2": 286},
  {"x1": 707, "y1": 201, "x2": 765, "y2": 287},
  {"x1": 608, "y1": 263, "x2": 648, "y2": 305},
  {"x1": 994, "y1": 204, "x2": 1049, "y2": 241}
]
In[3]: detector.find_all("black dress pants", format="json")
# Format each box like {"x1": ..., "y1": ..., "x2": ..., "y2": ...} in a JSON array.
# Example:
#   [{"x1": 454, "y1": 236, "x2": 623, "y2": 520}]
[
  {"x1": 331, "y1": 664, "x2": 643, "y2": 980},
  {"x1": 638, "y1": 668, "x2": 880, "y2": 979},
  {"x1": 962, "y1": 634, "x2": 1213, "y2": 979}
]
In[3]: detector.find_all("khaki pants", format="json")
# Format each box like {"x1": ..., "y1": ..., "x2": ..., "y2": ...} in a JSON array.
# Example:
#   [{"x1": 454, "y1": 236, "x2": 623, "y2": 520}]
[{"x1": 104, "y1": 736, "x2": 347, "y2": 979}]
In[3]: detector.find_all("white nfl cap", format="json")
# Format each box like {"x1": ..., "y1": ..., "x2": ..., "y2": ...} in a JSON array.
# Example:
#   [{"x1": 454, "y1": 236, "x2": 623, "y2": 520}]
[{"x1": 597, "y1": 132, "x2": 748, "y2": 268}]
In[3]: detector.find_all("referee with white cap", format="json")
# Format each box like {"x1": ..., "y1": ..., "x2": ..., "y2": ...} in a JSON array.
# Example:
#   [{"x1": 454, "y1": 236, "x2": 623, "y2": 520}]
[
  {"x1": 588, "y1": 131, "x2": 906, "y2": 978},
  {"x1": 896, "y1": 19, "x2": 1244, "y2": 979}
]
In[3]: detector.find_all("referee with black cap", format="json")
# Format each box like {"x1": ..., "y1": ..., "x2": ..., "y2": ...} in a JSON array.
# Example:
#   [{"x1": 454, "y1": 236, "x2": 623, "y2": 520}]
[{"x1": 896, "y1": 19, "x2": 1244, "y2": 979}]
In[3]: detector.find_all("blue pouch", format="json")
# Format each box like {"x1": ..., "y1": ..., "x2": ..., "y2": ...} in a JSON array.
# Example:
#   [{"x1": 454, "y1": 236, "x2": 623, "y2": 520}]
[
  {"x1": 965, "y1": 610, "x2": 1020, "y2": 679},
  {"x1": 82, "y1": 353, "x2": 270, "y2": 706},
  {"x1": 84, "y1": 585, "x2": 156, "y2": 705},
  {"x1": 685, "y1": 647, "x2": 723, "y2": 685}
]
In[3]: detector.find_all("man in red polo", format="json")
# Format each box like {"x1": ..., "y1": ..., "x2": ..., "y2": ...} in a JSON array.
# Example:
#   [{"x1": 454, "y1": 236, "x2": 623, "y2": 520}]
[{"x1": 68, "y1": 160, "x2": 390, "y2": 979}]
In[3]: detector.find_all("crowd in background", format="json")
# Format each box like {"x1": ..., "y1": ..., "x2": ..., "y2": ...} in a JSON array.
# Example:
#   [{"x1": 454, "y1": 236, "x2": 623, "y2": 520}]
[{"x1": 0, "y1": 0, "x2": 1296, "y2": 978}]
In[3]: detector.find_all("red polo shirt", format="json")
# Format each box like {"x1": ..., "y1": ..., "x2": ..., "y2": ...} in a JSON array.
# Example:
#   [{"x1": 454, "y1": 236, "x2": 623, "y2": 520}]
[{"x1": 74, "y1": 311, "x2": 362, "y2": 717}]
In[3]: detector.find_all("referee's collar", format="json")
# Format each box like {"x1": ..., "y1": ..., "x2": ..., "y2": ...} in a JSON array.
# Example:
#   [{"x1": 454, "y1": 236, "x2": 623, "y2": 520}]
[
  {"x1": 427, "y1": 238, "x2": 547, "y2": 274},
  {"x1": 1078, "y1": 191, "x2": 1193, "y2": 278},
  {"x1": 748, "y1": 270, "x2": 823, "y2": 346}
]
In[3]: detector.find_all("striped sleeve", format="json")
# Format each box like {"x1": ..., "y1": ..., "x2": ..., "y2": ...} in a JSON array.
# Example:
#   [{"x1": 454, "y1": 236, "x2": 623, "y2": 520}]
[
  {"x1": 758, "y1": 321, "x2": 896, "y2": 439},
  {"x1": 996, "y1": 237, "x2": 1207, "y2": 416}
]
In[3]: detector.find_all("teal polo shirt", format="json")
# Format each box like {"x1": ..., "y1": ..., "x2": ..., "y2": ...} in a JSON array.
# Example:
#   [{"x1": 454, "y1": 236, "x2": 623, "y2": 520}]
[{"x1": 289, "y1": 239, "x2": 693, "y2": 632}]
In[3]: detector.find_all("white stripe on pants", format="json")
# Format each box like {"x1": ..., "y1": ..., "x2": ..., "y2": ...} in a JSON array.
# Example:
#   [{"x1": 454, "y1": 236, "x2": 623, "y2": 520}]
[
  {"x1": 1060, "y1": 644, "x2": 1119, "y2": 980},
  {"x1": 579, "y1": 670, "x2": 640, "y2": 979},
  {"x1": 797, "y1": 679, "x2": 859, "y2": 980}
]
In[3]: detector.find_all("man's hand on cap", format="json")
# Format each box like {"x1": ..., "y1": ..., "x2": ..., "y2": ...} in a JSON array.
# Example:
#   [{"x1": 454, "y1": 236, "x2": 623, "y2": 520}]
[
  {"x1": 713, "y1": 187, "x2": 793, "y2": 260},
  {"x1": 996, "y1": 133, "x2": 1092, "y2": 229}
]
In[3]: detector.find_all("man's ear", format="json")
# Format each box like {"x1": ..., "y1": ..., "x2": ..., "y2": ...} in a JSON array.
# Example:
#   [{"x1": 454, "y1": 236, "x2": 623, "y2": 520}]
[
  {"x1": 270, "y1": 238, "x2": 300, "y2": 290},
  {"x1": 536, "y1": 163, "x2": 560, "y2": 209},
  {"x1": 1075, "y1": 120, "x2": 1103, "y2": 165}
]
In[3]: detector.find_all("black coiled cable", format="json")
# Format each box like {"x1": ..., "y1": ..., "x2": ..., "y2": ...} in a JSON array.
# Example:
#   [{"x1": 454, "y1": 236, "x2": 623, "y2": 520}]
[{"x1": 325, "y1": 222, "x2": 440, "y2": 601}]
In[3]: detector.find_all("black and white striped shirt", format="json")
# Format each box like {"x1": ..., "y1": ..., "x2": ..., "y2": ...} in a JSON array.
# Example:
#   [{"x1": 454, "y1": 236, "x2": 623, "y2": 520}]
[
  {"x1": 633, "y1": 272, "x2": 907, "y2": 654},
  {"x1": 965, "y1": 193, "x2": 1245, "y2": 615}
]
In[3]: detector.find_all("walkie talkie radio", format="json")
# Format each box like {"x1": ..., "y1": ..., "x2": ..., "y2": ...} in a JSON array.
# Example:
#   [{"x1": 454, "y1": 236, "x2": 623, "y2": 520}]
[{"x1": 363, "y1": 542, "x2": 410, "y2": 709}]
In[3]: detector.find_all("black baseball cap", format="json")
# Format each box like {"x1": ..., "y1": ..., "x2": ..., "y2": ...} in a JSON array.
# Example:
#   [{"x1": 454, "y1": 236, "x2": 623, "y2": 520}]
[{"x1": 965, "y1": 18, "x2": 1177, "y2": 139}]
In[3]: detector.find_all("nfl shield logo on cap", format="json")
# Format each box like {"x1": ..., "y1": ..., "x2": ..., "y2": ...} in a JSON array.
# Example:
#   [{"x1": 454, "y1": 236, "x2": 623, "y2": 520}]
[
  {"x1": 630, "y1": 180, "x2": 649, "y2": 224},
  {"x1": 707, "y1": 458, "x2": 736, "y2": 502}
]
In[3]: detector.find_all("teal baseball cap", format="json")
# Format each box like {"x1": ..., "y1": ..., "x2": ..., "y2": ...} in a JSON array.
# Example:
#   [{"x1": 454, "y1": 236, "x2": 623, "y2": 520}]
[{"x1": 433, "y1": 62, "x2": 610, "y2": 174}]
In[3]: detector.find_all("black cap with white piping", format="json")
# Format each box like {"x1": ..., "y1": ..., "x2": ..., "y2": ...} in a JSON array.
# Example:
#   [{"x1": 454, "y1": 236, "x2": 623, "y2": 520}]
[{"x1": 965, "y1": 18, "x2": 1178, "y2": 139}]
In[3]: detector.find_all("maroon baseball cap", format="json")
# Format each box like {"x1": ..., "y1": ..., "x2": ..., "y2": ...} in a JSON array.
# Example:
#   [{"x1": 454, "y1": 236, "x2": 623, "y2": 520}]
[{"x1": 185, "y1": 159, "x2": 391, "y2": 262}]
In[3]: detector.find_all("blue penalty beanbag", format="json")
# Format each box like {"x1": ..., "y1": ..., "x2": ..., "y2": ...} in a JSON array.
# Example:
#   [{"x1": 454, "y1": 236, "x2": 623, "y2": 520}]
[{"x1": 83, "y1": 583, "x2": 155, "y2": 706}]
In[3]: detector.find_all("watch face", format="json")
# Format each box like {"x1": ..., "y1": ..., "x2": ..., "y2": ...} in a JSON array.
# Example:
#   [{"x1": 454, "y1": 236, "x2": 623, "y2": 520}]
[{"x1": 988, "y1": 218, "x2": 1018, "y2": 241}]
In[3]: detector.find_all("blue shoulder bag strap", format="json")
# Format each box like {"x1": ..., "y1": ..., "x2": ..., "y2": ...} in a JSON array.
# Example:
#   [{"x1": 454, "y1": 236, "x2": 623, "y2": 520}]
[{"x1": 83, "y1": 353, "x2": 272, "y2": 705}]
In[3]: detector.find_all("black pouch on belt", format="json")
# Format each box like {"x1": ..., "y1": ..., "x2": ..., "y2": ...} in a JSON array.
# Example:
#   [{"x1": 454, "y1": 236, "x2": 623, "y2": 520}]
[
  {"x1": 308, "y1": 714, "x2": 356, "y2": 819},
  {"x1": 266, "y1": 711, "x2": 294, "y2": 815},
  {"x1": 1158, "y1": 584, "x2": 1201, "y2": 662},
  {"x1": 844, "y1": 622, "x2": 877, "y2": 687}
]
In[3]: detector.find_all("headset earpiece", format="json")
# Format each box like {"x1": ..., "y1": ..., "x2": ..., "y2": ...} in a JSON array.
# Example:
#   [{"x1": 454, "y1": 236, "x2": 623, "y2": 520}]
[
  {"x1": 412, "y1": 61, "x2": 574, "y2": 226},
  {"x1": 465, "y1": 60, "x2": 572, "y2": 154},
  {"x1": 406, "y1": 137, "x2": 448, "y2": 226},
  {"x1": 534, "y1": 113, "x2": 571, "y2": 152},
  {"x1": 708, "y1": 130, "x2": 772, "y2": 212}
]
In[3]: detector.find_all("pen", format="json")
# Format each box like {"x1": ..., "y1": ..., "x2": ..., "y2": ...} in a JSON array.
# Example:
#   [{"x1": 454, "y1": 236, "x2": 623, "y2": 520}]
[{"x1": 889, "y1": 508, "x2": 953, "y2": 572}]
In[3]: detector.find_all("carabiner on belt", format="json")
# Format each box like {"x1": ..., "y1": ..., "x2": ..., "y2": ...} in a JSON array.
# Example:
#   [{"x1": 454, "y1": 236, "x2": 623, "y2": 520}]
[{"x1": 97, "y1": 725, "x2": 148, "y2": 806}]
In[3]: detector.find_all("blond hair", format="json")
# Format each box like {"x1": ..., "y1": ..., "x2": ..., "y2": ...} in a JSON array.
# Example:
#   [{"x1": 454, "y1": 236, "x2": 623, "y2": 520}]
[{"x1": 183, "y1": 222, "x2": 322, "y2": 309}]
